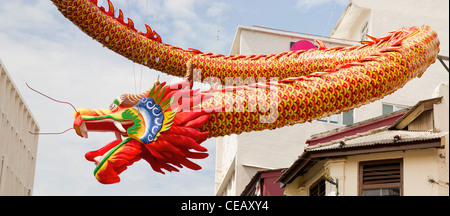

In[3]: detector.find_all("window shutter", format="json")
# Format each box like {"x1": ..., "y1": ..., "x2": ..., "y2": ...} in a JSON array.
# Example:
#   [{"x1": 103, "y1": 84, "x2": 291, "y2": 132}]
[
  {"x1": 310, "y1": 179, "x2": 326, "y2": 196},
  {"x1": 362, "y1": 162, "x2": 401, "y2": 185},
  {"x1": 360, "y1": 159, "x2": 403, "y2": 196}
]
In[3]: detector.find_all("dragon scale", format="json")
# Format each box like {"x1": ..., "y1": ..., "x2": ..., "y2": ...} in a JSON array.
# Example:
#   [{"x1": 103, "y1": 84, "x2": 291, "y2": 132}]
[
  {"x1": 49, "y1": 0, "x2": 440, "y2": 184},
  {"x1": 197, "y1": 25, "x2": 439, "y2": 137}
]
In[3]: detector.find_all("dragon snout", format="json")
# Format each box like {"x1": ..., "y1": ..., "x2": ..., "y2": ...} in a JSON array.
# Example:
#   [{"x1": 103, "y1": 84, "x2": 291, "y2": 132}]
[
  {"x1": 74, "y1": 115, "x2": 87, "y2": 138},
  {"x1": 74, "y1": 108, "x2": 111, "y2": 118},
  {"x1": 73, "y1": 108, "x2": 113, "y2": 138}
]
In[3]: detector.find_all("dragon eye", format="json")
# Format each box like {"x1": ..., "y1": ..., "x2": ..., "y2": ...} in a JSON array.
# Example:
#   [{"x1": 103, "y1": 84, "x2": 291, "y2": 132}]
[
  {"x1": 109, "y1": 103, "x2": 117, "y2": 111},
  {"x1": 109, "y1": 98, "x2": 121, "y2": 111}
]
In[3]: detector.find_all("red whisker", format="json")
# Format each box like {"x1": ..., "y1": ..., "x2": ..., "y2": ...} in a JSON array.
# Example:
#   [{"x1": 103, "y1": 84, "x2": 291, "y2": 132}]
[
  {"x1": 29, "y1": 128, "x2": 74, "y2": 135},
  {"x1": 26, "y1": 82, "x2": 77, "y2": 112}
]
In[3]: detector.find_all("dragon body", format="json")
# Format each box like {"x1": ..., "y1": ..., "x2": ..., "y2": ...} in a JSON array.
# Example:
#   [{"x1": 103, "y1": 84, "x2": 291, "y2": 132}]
[{"x1": 51, "y1": 0, "x2": 440, "y2": 184}]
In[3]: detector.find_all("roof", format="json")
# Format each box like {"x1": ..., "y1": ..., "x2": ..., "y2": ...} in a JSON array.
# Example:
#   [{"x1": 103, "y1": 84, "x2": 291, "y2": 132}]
[
  {"x1": 306, "y1": 127, "x2": 447, "y2": 152},
  {"x1": 277, "y1": 97, "x2": 446, "y2": 186},
  {"x1": 389, "y1": 97, "x2": 443, "y2": 130},
  {"x1": 277, "y1": 128, "x2": 446, "y2": 186},
  {"x1": 307, "y1": 109, "x2": 408, "y2": 146}
]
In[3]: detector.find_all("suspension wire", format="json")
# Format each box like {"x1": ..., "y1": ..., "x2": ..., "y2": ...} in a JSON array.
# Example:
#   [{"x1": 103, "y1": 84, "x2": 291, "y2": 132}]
[
  {"x1": 217, "y1": 0, "x2": 223, "y2": 41},
  {"x1": 125, "y1": 0, "x2": 138, "y2": 95},
  {"x1": 323, "y1": 0, "x2": 337, "y2": 37},
  {"x1": 140, "y1": 0, "x2": 150, "y2": 93},
  {"x1": 126, "y1": 0, "x2": 149, "y2": 94}
]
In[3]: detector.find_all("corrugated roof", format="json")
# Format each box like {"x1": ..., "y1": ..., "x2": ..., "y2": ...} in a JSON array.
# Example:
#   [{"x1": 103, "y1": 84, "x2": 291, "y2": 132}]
[
  {"x1": 389, "y1": 97, "x2": 442, "y2": 130},
  {"x1": 278, "y1": 96, "x2": 447, "y2": 186},
  {"x1": 306, "y1": 127, "x2": 447, "y2": 152}
]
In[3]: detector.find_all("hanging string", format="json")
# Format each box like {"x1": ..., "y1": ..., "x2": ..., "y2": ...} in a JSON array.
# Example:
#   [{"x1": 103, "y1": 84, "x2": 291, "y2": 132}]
[
  {"x1": 125, "y1": 0, "x2": 149, "y2": 95},
  {"x1": 140, "y1": 0, "x2": 150, "y2": 93},
  {"x1": 126, "y1": 0, "x2": 138, "y2": 95},
  {"x1": 216, "y1": 0, "x2": 223, "y2": 41},
  {"x1": 323, "y1": 1, "x2": 337, "y2": 37}
]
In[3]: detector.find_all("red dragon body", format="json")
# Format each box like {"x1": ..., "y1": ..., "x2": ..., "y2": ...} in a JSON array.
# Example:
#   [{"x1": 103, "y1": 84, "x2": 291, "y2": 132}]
[{"x1": 50, "y1": 0, "x2": 440, "y2": 184}]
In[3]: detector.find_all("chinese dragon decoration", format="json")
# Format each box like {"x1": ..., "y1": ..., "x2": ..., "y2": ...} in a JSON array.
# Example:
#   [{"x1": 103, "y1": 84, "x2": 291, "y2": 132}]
[{"x1": 50, "y1": 0, "x2": 440, "y2": 184}]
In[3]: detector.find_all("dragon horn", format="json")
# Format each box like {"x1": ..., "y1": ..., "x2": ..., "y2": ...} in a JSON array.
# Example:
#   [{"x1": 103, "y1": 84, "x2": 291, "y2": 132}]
[
  {"x1": 120, "y1": 77, "x2": 166, "y2": 107},
  {"x1": 120, "y1": 90, "x2": 151, "y2": 107}
]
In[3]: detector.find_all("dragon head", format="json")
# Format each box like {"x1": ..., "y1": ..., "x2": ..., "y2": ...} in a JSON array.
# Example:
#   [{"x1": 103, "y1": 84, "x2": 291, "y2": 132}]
[{"x1": 73, "y1": 81, "x2": 212, "y2": 184}]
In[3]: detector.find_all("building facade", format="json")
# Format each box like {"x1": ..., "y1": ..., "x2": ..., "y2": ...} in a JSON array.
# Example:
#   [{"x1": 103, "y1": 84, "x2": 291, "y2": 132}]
[
  {"x1": 279, "y1": 86, "x2": 449, "y2": 196},
  {"x1": 216, "y1": 0, "x2": 448, "y2": 196},
  {"x1": 0, "y1": 59, "x2": 39, "y2": 196},
  {"x1": 241, "y1": 169, "x2": 285, "y2": 196}
]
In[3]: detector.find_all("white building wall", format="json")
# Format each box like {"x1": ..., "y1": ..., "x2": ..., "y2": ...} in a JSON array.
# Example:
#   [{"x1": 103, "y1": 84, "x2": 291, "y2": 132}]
[
  {"x1": 0, "y1": 60, "x2": 39, "y2": 196},
  {"x1": 234, "y1": 26, "x2": 357, "y2": 55},
  {"x1": 353, "y1": 0, "x2": 449, "y2": 51},
  {"x1": 433, "y1": 82, "x2": 449, "y2": 195},
  {"x1": 331, "y1": 0, "x2": 449, "y2": 122},
  {"x1": 340, "y1": 148, "x2": 446, "y2": 196}
]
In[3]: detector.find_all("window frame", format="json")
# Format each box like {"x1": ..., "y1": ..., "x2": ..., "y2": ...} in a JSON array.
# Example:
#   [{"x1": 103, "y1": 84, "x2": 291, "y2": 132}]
[
  {"x1": 309, "y1": 178, "x2": 326, "y2": 196},
  {"x1": 317, "y1": 109, "x2": 354, "y2": 126},
  {"x1": 382, "y1": 103, "x2": 407, "y2": 115},
  {"x1": 358, "y1": 159, "x2": 403, "y2": 196}
]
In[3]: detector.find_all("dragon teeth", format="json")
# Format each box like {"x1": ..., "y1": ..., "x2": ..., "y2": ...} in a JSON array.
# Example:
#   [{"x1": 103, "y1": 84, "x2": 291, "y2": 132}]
[
  {"x1": 80, "y1": 121, "x2": 88, "y2": 138},
  {"x1": 114, "y1": 121, "x2": 126, "y2": 133}
]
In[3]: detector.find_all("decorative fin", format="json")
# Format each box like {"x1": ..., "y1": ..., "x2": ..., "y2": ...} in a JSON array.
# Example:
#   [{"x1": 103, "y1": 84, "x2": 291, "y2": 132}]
[
  {"x1": 315, "y1": 39, "x2": 327, "y2": 50},
  {"x1": 106, "y1": 0, "x2": 115, "y2": 16},
  {"x1": 117, "y1": 9, "x2": 125, "y2": 24},
  {"x1": 127, "y1": 18, "x2": 136, "y2": 31}
]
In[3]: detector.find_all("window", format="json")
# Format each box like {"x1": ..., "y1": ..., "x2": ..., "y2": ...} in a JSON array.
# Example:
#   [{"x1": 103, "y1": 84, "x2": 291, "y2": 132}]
[
  {"x1": 382, "y1": 104, "x2": 407, "y2": 115},
  {"x1": 310, "y1": 178, "x2": 326, "y2": 196},
  {"x1": 359, "y1": 159, "x2": 403, "y2": 196},
  {"x1": 361, "y1": 22, "x2": 369, "y2": 41},
  {"x1": 317, "y1": 109, "x2": 354, "y2": 126},
  {"x1": 249, "y1": 179, "x2": 263, "y2": 196}
]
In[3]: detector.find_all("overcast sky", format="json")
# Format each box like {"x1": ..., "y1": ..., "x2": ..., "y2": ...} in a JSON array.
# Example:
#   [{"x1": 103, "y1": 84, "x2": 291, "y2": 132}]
[{"x1": 0, "y1": 0, "x2": 347, "y2": 195}]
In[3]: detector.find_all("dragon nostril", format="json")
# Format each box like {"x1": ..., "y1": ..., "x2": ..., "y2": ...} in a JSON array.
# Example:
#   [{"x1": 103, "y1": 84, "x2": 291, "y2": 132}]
[
  {"x1": 75, "y1": 108, "x2": 93, "y2": 117},
  {"x1": 74, "y1": 111, "x2": 80, "y2": 119}
]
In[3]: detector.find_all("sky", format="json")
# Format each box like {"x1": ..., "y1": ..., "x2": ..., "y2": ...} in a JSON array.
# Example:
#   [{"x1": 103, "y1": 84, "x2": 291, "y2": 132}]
[{"x1": 0, "y1": 0, "x2": 348, "y2": 195}]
